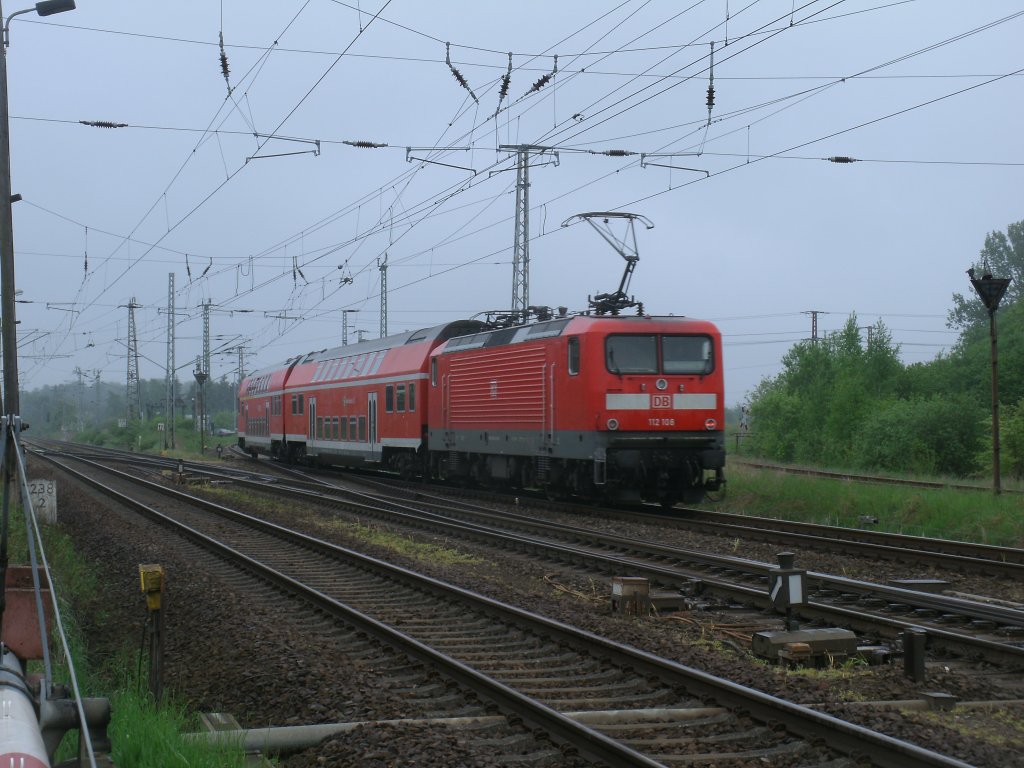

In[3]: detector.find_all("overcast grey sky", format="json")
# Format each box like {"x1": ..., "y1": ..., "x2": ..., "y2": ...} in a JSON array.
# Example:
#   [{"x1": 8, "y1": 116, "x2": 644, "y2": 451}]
[{"x1": 6, "y1": 0, "x2": 1021, "y2": 406}]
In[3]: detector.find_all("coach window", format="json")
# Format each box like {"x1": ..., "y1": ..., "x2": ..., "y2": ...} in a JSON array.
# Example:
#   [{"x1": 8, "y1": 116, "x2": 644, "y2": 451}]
[
  {"x1": 349, "y1": 416, "x2": 358, "y2": 440},
  {"x1": 316, "y1": 417, "x2": 323, "y2": 439},
  {"x1": 567, "y1": 337, "x2": 580, "y2": 375},
  {"x1": 606, "y1": 335, "x2": 657, "y2": 374},
  {"x1": 290, "y1": 395, "x2": 297, "y2": 415},
  {"x1": 408, "y1": 382, "x2": 416, "y2": 412},
  {"x1": 662, "y1": 335, "x2": 714, "y2": 375},
  {"x1": 298, "y1": 394, "x2": 305, "y2": 414},
  {"x1": 396, "y1": 384, "x2": 406, "y2": 412},
  {"x1": 358, "y1": 416, "x2": 367, "y2": 441},
  {"x1": 385, "y1": 385, "x2": 394, "y2": 413}
]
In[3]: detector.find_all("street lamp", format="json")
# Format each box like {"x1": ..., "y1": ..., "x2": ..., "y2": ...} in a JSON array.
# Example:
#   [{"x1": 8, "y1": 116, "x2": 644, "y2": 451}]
[
  {"x1": 0, "y1": 0, "x2": 76, "y2": 418},
  {"x1": 193, "y1": 368, "x2": 209, "y2": 455},
  {"x1": 967, "y1": 268, "x2": 1011, "y2": 495}
]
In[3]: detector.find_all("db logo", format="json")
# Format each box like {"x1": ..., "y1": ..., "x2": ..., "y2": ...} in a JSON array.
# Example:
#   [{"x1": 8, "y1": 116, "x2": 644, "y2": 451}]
[{"x1": 652, "y1": 395, "x2": 672, "y2": 409}]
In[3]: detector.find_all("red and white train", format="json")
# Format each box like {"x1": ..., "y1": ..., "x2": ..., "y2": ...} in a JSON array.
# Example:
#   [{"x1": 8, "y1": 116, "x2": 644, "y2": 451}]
[{"x1": 238, "y1": 314, "x2": 725, "y2": 505}]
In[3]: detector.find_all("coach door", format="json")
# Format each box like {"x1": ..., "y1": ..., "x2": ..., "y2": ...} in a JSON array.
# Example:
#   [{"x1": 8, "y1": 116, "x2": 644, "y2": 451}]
[
  {"x1": 367, "y1": 392, "x2": 378, "y2": 454},
  {"x1": 308, "y1": 398, "x2": 317, "y2": 443}
]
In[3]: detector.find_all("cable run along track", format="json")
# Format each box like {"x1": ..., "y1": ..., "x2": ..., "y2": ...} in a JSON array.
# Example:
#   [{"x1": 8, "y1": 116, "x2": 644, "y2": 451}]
[{"x1": 35, "y1": 447, "x2": 978, "y2": 768}]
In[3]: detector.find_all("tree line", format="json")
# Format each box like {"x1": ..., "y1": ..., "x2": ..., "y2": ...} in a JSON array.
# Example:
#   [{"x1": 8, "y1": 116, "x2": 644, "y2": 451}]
[
  {"x1": 20, "y1": 373, "x2": 240, "y2": 448},
  {"x1": 746, "y1": 219, "x2": 1024, "y2": 479}
]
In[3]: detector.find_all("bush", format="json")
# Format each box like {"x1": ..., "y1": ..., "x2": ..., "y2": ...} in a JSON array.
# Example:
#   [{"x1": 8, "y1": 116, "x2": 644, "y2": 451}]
[{"x1": 850, "y1": 395, "x2": 984, "y2": 477}]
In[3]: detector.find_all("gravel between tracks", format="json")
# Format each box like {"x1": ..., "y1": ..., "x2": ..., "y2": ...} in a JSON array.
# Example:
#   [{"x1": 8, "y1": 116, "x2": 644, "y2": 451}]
[{"x1": 42, "y1": 458, "x2": 1024, "y2": 766}]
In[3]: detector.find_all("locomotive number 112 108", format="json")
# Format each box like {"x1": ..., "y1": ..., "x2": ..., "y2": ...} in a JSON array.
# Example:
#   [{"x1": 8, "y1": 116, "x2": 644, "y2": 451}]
[{"x1": 648, "y1": 417, "x2": 676, "y2": 427}]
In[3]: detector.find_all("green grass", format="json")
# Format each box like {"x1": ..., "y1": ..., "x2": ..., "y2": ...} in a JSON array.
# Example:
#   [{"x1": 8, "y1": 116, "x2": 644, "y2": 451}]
[
  {"x1": 108, "y1": 683, "x2": 251, "y2": 768},
  {"x1": 322, "y1": 519, "x2": 487, "y2": 567},
  {"x1": 708, "y1": 460, "x2": 1024, "y2": 546}
]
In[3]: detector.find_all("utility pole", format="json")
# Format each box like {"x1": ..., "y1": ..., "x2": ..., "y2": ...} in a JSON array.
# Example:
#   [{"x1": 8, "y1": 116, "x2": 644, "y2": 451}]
[
  {"x1": 193, "y1": 356, "x2": 208, "y2": 454},
  {"x1": 165, "y1": 273, "x2": 175, "y2": 450},
  {"x1": 235, "y1": 345, "x2": 245, "y2": 409},
  {"x1": 73, "y1": 366, "x2": 84, "y2": 431},
  {"x1": 498, "y1": 144, "x2": 559, "y2": 324},
  {"x1": 93, "y1": 369, "x2": 101, "y2": 422},
  {"x1": 968, "y1": 269, "x2": 1012, "y2": 495},
  {"x1": 123, "y1": 297, "x2": 142, "y2": 422},
  {"x1": 378, "y1": 255, "x2": 388, "y2": 338}
]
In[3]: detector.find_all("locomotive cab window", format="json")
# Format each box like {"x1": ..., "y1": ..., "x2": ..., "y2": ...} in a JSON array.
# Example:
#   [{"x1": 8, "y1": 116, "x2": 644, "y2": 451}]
[
  {"x1": 567, "y1": 337, "x2": 580, "y2": 375},
  {"x1": 606, "y1": 335, "x2": 657, "y2": 374},
  {"x1": 663, "y1": 335, "x2": 714, "y2": 375},
  {"x1": 431, "y1": 358, "x2": 437, "y2": 386}
]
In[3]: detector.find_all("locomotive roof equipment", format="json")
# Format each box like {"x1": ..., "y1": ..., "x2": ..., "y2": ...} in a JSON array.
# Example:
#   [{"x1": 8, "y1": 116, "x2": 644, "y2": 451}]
[{"x1": 561, "y1": 211, "x2": 654, "y2": 316}]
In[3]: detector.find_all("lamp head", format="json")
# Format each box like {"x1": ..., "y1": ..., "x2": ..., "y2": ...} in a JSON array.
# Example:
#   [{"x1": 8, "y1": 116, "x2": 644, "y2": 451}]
[{"x1": 34, "y1": 1, "x2": 76, "y2": 17}]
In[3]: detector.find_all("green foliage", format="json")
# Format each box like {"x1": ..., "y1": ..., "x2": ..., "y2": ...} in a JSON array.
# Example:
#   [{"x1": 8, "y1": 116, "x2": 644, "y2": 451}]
[
  {"x1": 109, "y1": 690, "x2": 249, "y2": 768},
  {"x1": 948, "y1": 220, "x2": 1024, "y2": 330},
  {"x1": 747, "y1": 221, "x2": 1024, "y2": 479},
  {"x1": 750, "y1": 315, "x2": 915, "y2": 469},
  {"x1": 713, "y1": 462, "x2": 1024, "y2": 546},
  {"x1": 849, "y1": 395, "x2": 983, "y2": 476},
  {"x1": 1002, "y1": 398, "x2": 1024, "y2": 480}
]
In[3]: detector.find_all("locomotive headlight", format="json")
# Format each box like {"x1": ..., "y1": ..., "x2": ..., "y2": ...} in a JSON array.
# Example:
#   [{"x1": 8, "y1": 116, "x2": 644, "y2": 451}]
[
  {"x1": 704, "y1": 418, "x2": 717, "y2": 430},
  {"x1": 607, "y1": 418, "x2": 619, "y2": 431}
]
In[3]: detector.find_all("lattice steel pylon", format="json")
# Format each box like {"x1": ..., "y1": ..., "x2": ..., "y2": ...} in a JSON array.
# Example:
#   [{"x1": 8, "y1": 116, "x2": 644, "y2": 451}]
[
  {"x1": 510, "y1": 151, "x2": 530, "y2": 321},
  {"x1": 165, "y1": 274, "x2": 176, "y2": 449},
  {"x1": 124, "y1": 297, "x2": 142, "y2": 422},
  {"x1": 202, "y1": 299, "x2": 211, "y2": 376},
  {"x1": 379, "y1": 255, "x2": 388, "y2": 338},
  {"x1": 341, "y1": 309, "x2": 356, "y2": 346},
  {"x1": 498, "y1": 145, "x2": 558, "y2": 325}
]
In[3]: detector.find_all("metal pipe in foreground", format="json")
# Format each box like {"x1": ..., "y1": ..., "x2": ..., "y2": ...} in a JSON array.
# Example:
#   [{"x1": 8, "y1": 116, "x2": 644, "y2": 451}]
[
  {"x1": 0, "y1": 650, "x2": 49, "y2": 767},
  {"x1": 188, "y1": 707, "x2": 728, "y2": 752}
]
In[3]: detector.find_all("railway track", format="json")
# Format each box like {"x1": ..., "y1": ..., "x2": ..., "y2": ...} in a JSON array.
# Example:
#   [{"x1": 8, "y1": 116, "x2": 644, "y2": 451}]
[
  {"x1": 36, "y1": 448, "x2": 978, "y2": 768},
  {"x1": 729, "y1": 457, "x2": 1024, "y2": 495},
  {"x1": 30, "y1": 442, "x2": 1024, "y2": 667},
  {"x1": 172, "y1": 459, "x2": 1024, "y2": 665}
]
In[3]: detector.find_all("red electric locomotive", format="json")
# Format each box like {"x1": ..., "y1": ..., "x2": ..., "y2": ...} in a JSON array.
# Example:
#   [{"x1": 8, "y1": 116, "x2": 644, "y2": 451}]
[{"x1": 427, "y1": 314, "x2": 724, "y2": 505}]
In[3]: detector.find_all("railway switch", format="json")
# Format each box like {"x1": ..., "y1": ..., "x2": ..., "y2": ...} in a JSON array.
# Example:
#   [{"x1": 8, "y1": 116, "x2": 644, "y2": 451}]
[{"x1": 768, "y1": 552, "x2": 805, "y2": 631}]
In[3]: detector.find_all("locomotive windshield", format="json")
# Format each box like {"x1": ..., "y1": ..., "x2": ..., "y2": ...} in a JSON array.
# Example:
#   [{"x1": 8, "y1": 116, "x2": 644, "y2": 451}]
[
  {"x1": 606, "y1": 334, "x2": 714, "y2": 375},
  {"x1": 606, "y1": 335, "x2": 657, "y2": 374},
  {"x1": 663, "y1": 335, "x2": 713, "y2": 375}
]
